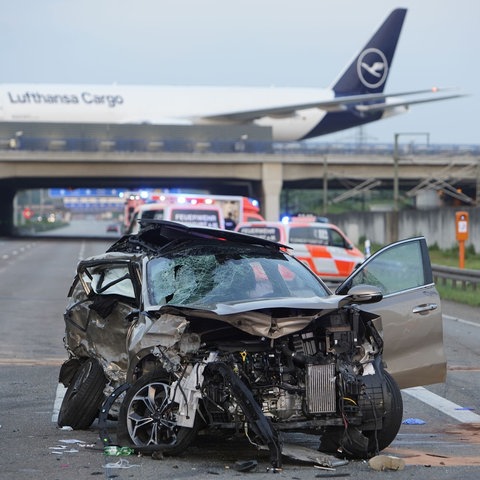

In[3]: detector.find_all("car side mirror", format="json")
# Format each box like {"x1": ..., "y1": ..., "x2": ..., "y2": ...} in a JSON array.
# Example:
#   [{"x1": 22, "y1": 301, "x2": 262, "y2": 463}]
[{"x1": 346, "y1": 284, "x2": 383, "y2": 304}]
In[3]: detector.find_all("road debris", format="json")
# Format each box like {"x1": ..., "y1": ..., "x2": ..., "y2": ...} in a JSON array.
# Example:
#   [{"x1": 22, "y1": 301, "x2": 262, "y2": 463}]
[
  {"x1": 402, "y1": 418, "x2": 426, "y2": 425},
  {"x1": 368, "y1": 454, "x2": 406, "y2": 471},
  {"x1": 103, "y1": 458, "x2": 140, "y2": 469},
  {"x1": 104, "y1": 445, "x2": 135, "y2": 456},
  {"x1": 49, "y1": 439, "x2": 86, "y2": 455},
  {"x1": 233, "y1": 460, "x2": 258, "y2": 472}
]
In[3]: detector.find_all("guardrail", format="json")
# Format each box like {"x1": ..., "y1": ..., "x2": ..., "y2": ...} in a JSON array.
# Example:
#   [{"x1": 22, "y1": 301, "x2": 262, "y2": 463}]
[{"x1": 432, "y1": 264, "x2": 480, "y2": 290}]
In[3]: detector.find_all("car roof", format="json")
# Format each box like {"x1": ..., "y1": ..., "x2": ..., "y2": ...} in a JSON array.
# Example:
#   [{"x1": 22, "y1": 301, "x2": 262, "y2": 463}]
[{"x1": 108, "y1": 219, "x2": 289, "y2": 253}]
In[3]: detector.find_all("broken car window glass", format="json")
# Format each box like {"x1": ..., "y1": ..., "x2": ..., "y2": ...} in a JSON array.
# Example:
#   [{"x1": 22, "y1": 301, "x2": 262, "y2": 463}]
[
  {"x1": 146, "y1": 244, "x2": 329, "y2": 308},
  {"x1": 88, "y1": 265, "x2": 136, "y2": 298}
]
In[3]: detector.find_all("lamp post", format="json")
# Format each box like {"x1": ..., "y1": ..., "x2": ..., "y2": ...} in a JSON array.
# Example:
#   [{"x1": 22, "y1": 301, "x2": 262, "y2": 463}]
[{"x1": 393, "y1": 132, "x2": 430, "y2": 211}]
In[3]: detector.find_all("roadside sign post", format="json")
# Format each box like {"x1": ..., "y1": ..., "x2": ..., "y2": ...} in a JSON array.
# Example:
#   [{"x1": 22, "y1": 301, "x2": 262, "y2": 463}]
[{"x1": 455, "y1": 211, "x2": 469, "y2": 269}]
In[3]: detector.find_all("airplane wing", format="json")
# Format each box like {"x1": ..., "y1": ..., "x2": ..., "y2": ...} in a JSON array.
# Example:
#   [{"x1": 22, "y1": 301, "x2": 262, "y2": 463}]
[
  {"x1": 201, "y1": 88, "x2": 465, "y2": 122},
  {"x1": 355, "y1": 92, "x2": 467, "y2": 113}
]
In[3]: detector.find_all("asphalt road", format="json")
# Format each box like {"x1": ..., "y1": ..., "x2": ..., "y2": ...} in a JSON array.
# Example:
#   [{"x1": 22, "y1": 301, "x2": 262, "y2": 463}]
[{"x1": 0, "y1": 231, "x2": 479, "y2": 480}]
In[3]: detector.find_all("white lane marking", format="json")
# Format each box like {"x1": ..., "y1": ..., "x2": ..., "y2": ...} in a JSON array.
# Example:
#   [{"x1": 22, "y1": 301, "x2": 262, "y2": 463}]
[
  {"x1": 78, "y1": 240, "x2": 86, "y2": 260},
  {"x1": 444, "y1": 314, "x2": 480, "y2": 328},
  {"x1": 403, "y1": 386, "x2": 480, "y2": 423},
  {"x1": 52, "y1": 383, "x2": 67, "y2": 423}
]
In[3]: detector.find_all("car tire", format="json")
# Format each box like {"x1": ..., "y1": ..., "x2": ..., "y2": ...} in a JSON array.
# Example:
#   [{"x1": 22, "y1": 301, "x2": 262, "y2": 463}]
[
  {"x1": 57, "y1": 358, "x2": 107, "y2": 430},
  {"x1": 319, "y1": 371, "x2": 403, "y2": 458},
  {"x1": 117, "y1": 373, "x2": 200, "y2": 455}
]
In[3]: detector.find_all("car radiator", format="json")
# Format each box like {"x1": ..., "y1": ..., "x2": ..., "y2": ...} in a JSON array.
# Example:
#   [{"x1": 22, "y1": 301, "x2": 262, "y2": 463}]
[{"x1": 306, "y1": 363, "x2": 337, "y2": 413}]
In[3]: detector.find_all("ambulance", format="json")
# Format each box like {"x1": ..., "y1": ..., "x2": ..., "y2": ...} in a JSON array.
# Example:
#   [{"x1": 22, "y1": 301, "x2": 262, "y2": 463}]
[
  {"x1": 235, "y1": 218, "x2": 364, "y2": 282},
  {"x1": 122, "y1": 192, "x2": 263, "y2": 233},
  {"x1": 127, "y1": 203, "x2": 225, "y2": 234}
]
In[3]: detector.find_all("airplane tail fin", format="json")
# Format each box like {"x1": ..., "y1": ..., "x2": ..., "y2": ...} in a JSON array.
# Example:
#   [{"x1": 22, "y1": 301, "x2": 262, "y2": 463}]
[{"x1": 331, "y1": 9, "x2": 407, "y2": 96}]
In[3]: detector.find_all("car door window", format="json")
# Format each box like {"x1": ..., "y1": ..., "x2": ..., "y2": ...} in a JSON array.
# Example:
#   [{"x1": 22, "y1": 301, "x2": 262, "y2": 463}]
[
  {"x1": 289, "y1": 226, "x2": 329, "y2": 245},
  {"x1": 339, "y1": 239, "x2": 427, "y2": 295},
  {"x1": 80, "y1": 263, "x2": 137, "y2": 299},
  {"x1": 328, "y1": 229, "x2": 347, "y2": 248}
]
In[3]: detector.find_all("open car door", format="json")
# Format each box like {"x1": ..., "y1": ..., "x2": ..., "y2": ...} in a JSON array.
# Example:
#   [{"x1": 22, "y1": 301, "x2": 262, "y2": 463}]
[{"x1": 336, "y1": 236, "x2": 446, "y2": 389}]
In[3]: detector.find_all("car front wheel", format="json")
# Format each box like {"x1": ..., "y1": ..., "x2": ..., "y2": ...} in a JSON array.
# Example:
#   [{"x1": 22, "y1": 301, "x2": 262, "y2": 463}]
[{"x1": 117, "y1": 374, "x2": 200, "y2": 455}]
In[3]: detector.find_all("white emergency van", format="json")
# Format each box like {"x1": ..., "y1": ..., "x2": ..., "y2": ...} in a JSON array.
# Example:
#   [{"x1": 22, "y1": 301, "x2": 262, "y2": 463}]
[
  {"x1": 127, "y1": 203, "x2": 224, "y2": 234},
  {"x1": 235, "y1": 219, "x2": 364, "y2": 282}
]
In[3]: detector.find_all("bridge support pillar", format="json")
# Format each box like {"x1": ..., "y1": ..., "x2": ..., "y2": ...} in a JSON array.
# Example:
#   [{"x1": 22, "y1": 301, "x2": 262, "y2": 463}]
[
  {"x1": 261, "y1": 162, "x2": 283, "y2": 221},
  {"x1": 0, "y1": 184, "x2": 15, "y2": 236}
]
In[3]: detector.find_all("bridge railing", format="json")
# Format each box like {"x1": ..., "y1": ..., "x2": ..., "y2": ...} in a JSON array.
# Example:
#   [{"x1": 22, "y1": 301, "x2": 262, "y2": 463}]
[{"x1": 1, "y1": 135, "x2": 479, "y2": 156}]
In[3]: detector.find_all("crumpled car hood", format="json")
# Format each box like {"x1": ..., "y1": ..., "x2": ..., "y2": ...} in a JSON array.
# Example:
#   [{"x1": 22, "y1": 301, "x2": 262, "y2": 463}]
[{"x1": 149, "y1": 294, "x2": 348, "y2": 339}]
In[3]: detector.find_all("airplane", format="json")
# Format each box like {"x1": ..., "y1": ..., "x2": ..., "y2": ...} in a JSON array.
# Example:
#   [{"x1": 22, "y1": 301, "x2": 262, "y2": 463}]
[{"x1": 0, "y1": 9, "x2": 464, "y2": 142}]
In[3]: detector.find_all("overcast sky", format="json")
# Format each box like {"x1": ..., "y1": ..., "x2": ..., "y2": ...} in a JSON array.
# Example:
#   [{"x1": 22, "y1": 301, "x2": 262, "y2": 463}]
[{"x1": 1, "y1": 0, "x2": 477, "y2": 145}]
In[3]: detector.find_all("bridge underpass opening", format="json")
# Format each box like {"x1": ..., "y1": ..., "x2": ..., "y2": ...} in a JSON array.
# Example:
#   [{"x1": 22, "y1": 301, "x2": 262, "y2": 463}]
[{"x1": 11, "y1": 182, "x2": 264, "y2": 238}]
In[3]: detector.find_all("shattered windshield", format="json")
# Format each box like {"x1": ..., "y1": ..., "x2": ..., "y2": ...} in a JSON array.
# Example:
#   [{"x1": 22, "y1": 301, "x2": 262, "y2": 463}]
[{"x1": 145, "y1": 243, "x2": 329, "y2": 308}]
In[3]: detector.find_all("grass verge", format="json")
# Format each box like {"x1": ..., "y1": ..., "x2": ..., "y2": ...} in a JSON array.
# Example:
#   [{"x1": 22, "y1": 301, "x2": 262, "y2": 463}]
[
  {"x1": 429, "y1": 246, "x2": 480, "y2": 306},
  {"x1": 436, "y1": 282, "x2": 480, "y2": 307}
]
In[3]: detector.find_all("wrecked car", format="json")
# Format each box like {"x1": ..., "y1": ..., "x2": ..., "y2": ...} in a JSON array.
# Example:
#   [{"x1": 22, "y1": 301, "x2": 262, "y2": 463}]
[{"x1": 57, "y1": 220, "x2": 445, "y2": 468}]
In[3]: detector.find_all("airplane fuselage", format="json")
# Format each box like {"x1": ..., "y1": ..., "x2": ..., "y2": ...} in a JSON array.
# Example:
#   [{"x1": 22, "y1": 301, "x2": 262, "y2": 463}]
[{"x1": 0, "y1": 84, "x2": 332, "y2": 141}]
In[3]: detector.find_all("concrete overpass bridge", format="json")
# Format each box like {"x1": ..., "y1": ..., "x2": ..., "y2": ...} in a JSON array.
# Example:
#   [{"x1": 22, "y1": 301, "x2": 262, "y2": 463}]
[{"x1": 0, "y1": 122, "x2": 478, "y2": 235}]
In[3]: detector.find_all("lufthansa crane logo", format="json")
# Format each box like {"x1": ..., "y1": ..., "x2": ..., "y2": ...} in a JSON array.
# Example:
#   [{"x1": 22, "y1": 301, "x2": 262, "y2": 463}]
[{"x1": 357, "y1": 48, "x2": 388, "y2": 89}]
